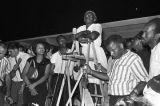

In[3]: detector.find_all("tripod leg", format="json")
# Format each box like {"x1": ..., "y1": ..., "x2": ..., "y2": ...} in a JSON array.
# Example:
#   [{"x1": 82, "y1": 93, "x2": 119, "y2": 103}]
[
  {"x1": 56, "y1": 75, "x2": 66, "y2": 106},
  {"x1": 94, "y1": 84, "x2": 98, "y2": 106},
  {"x1": 65, "y1": 70, "x2": 83, "y2": 106},
  {"x1": 81, "y1": 41, "x2": 94, "y2": 106},
  {"x1": 81, "y1": 88, "x2": 85, "y2": 106},
  {"x1": 66, "y1": 60, "x2": 72, "y2": 106}
]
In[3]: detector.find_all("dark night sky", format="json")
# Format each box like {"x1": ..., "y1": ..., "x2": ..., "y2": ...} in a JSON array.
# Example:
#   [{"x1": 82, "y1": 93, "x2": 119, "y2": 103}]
[{"x1": 1, "y1": 0, "x2": 160, "y2": 42}]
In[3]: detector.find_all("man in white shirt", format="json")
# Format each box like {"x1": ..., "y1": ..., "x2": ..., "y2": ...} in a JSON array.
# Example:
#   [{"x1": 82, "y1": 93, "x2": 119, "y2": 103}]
[
  {"x1": 142, "y1": 18, "x2": 160, "y2": 106},
  {"x1": 8, "y1": 42, "x2": 30, "y2": 106},
  {"x1": 50, "y1": 35, "x2": 77, "y2": 106}
]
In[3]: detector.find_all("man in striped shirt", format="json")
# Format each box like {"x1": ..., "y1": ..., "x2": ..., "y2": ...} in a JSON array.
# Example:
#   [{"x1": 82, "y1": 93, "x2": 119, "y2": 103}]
[
  {"x1": 0, "y1": 42, "x2": 12, "y2": 105},
  {"x1": 84, "y1": 34, "x2": 148, "y2": 106}
]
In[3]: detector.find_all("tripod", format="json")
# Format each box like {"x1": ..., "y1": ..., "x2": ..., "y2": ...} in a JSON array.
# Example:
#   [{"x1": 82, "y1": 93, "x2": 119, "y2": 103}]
[
  {"x1": 48, "y1": 28, "x2": 83, "y2": 106},
  {"x1": 65, "y1": 37, "x2": 104, "y2": 106},
  {"x1": 46, "y1": 55, "x2": 72, "y2": 106}
]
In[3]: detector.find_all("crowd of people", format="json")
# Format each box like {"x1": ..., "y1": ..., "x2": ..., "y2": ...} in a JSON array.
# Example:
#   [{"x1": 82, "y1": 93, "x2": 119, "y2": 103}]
[{"x1": 0, "y1": 10, "x2": 160, "y2": 106}]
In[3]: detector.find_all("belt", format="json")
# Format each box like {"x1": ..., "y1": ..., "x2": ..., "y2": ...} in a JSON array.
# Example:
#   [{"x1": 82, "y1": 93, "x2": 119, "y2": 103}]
[{"x1": 11, "y1": 80, "x2": 23, "y2": 83}]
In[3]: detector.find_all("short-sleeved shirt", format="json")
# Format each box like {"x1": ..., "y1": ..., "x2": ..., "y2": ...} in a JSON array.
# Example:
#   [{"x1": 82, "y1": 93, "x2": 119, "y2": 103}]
[
  {"x1": 108, "y1": 50, "x2": 148, "y2": 95},
  {"x1": 50, "y1": 49, "x2": 74, "y2": 75}
]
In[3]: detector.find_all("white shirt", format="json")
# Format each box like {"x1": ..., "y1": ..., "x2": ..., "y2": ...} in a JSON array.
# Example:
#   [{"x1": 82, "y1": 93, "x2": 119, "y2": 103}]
[
  {"x1": 8, "y1": 52, "x2": 31, "y2": 82},
  {"x1": 149, "y1": 42, "x2": 160, "y2": 79},
  {"x1": 50, "y1": 50, "x2": 74, "y2": 75}
]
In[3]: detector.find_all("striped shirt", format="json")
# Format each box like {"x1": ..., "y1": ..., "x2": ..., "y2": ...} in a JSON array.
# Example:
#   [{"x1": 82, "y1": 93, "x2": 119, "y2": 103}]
[
  {"x1": 108, "y1": 50, "x2": 148, "y2": 96},
  {"x1": 0, "y1": 57, "x2": 11, "y2": 86}
]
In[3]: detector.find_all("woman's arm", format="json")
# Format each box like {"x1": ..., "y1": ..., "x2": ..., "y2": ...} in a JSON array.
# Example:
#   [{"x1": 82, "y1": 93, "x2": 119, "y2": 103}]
[
  {"x1": 75, "y1": 30, "x2": 100, "y2": 43},
  {"x1": 87, "y1": 24, "x2": 101, "y2": 41},
  {"x1": 31, "y1": 63, "x2": 51, "y2": 88},
  {"x1": 87, "y1": 31, "x2": 99, "y2": 41},
  {"x1": 75, "y1": 31, "x2": 87, "y2": 39},
  {"x1": 22, "y1": 61, "x2": 31, "y2": 86}
]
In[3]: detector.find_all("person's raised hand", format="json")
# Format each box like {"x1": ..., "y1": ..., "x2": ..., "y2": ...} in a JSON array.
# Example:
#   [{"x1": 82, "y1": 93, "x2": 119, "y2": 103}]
[{"x1": 84, "y1": 30, "x2": 91, "y2": 35}]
